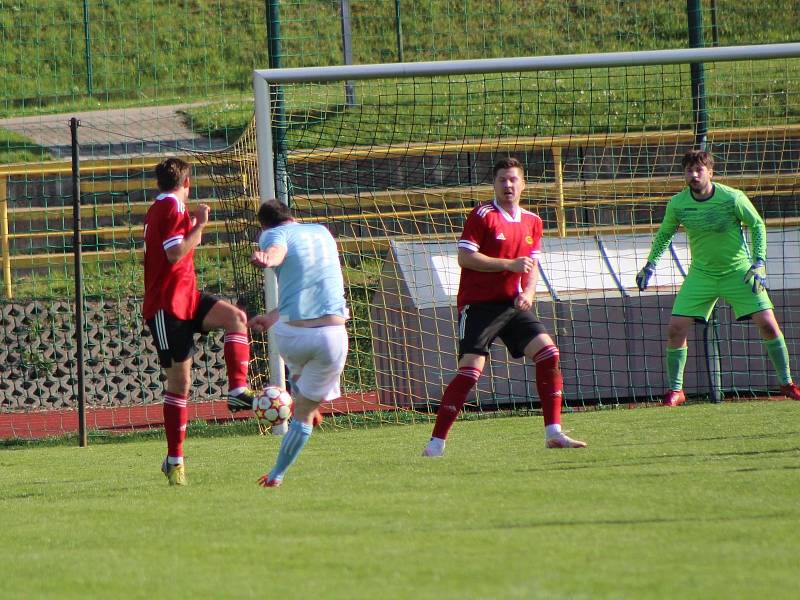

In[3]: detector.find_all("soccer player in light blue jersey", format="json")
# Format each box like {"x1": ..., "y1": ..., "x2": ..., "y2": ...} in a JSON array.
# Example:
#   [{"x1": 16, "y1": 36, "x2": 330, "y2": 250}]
[{"x1": 248, "y1": 200, "x2": 350, "y2": 487}]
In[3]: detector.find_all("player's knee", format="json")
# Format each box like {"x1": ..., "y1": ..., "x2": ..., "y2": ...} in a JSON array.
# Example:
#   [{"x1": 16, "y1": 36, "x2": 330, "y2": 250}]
[
  {"x1": 227, "y1": 306, "x2": 248, "y2": 332},
  {"x1": 666, "y1": 322, "x2": 690, "y2": 343}
]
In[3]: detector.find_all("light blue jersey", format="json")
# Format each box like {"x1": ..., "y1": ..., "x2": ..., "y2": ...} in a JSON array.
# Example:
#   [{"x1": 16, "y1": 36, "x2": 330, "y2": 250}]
[{"x1": 259, "y1": 222, "x2": 348, "y2": 322}]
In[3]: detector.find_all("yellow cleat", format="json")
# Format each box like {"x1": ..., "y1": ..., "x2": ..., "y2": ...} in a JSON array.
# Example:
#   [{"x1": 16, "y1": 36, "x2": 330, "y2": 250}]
[{"x1": 161, "y1": 459, "x2": 187, "y2": 486}]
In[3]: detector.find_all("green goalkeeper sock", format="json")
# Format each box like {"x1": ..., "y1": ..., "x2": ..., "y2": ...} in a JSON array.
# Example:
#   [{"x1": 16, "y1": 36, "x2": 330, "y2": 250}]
[
  {"x1": 666, "y1": 346, "x2": 688, "y2": 391},
  {"x1": 764, "y1": 334, "x2": 792, "y2": 385}
]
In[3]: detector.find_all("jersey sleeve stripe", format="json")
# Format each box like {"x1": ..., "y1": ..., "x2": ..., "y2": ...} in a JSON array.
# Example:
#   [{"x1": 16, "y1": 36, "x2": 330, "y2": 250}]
[
  {"x1": 458, "y1": 240, "x2": 479, "y2": 252},
  {"x1": 163, "y1": 235, "x2": 184, "y2": 250}
]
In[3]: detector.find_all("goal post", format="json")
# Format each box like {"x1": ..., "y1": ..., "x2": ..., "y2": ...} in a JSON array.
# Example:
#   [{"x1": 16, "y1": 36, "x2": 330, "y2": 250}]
[{"x1": 242, "y1": 42, "x2": 800, "y2": 419}]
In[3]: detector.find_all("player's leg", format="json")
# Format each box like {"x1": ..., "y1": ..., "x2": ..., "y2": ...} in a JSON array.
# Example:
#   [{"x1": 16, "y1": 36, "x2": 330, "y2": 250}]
[
  {"x1": 259, "y1": 323, "x2": 348, "y2": 486},
  {"x1": 147, "y1": 310, "x2": 194, "y2": 485},
  {"x1": 161, "y1": 359, "x2": 191, "y2": 485},
  {"x1": 721, "y1": 272, "x2": 798, "y2": 398},
  {"x1": 198, "y1": 296, "x2": 253, "y2": 411},
  {"x1": 519, "y1": 330, "x2": 586, "y2": 449},
  {"x1": 663, "y1": 315, "x2": 693, "y2": 406},
  {"x1": 258, "y1": 393, "x2": 317, "y2": 488},
  {"x1": 423, "y1": 304, "x2": 509, "y2": 457},
  {"x1": 749, "y1": 309, "x2": 800, "y2": 399},
  {"x1": 665, "y1": 272, "x2": 719, "y2": 406},
  {"x1": 423, "y1": 352, "x2": 485, "y2": 457}
]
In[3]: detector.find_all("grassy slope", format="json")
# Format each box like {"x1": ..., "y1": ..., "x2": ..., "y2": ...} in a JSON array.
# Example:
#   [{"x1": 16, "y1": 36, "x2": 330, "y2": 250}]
[{"x1": 1, "y1": 401, "x2": 799, "y2": 599}]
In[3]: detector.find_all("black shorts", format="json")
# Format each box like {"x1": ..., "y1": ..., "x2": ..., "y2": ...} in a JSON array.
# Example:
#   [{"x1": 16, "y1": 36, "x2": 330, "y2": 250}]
[
  {"x1": 146, "y1": 294, "x2": 218, "y2": 368},
  {"x1": 458, "y1": 302, "x2": 546, "y2": 359}
]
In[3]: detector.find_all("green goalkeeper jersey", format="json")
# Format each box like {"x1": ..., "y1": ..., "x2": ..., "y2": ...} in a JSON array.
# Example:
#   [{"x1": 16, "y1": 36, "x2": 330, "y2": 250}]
[{"x1": 646, "y1": 182, "x2": 766, "y2": 276}]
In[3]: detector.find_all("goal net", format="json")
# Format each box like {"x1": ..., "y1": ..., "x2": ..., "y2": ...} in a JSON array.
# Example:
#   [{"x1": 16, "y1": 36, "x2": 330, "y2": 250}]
[{"x1": 198, "y1": 44, "x2": 800, "y2": 424}]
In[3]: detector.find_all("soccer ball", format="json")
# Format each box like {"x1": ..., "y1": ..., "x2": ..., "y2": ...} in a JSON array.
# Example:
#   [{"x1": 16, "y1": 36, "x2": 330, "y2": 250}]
[{"x1": 252, "y1": 385, "x2": 293, "y2": 426}]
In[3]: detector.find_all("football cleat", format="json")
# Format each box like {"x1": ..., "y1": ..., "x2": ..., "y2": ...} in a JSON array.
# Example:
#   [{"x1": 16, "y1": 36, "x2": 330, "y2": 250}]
[
  {"x1": 545, "y1": 431, "x2": 587, "y2": 449},
  {"x1": 257, "y1": 474, "x2": 282, "y2": 488},
  {"x1": 227, "y1": 388, "x2": 256, "y2": 413},
  {"x1": 662, "y1": 389, "x2": 687, "y2": 407},
  {"x1": 780, "y1": 382, "x2": 800, "y2": 401},
  {"x1": 161, "y1": 459, "x2": 187, "y2": 486},
  {"x1": 421, "y1": 439, "x2": 445, "y2": 457}
]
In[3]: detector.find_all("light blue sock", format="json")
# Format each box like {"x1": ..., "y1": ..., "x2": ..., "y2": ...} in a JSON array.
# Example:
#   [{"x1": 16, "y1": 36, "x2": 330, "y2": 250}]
[{"x1": 268, "y1": 420, "x2": 312, "y2": 482}]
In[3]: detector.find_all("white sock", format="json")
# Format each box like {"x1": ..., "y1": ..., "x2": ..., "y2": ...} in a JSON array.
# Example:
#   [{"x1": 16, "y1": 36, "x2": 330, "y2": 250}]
[
  {"x1": 545, "y1": 424, "x2": 562, "y2": 438},
  {"x1": 167, "y1": 456, "x2": 183, "y2": 465},
  {"x1": 427, "y1": 437, "x2": 445, "y2": 451},
  {"x1": 229, "y1": 386, "x2": 247, "y2": 396}
]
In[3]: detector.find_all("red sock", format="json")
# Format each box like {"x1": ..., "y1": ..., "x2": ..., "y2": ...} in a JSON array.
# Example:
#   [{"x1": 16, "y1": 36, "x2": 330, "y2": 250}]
[
  {"x1": 534, "y1": 346, "x2": 562, "y2": 427},
  {"x1": 163, "y1": 392, "x2": 188, "y2": 458},
  {"x1": 224, "y1": 332, "x2": 250, "y2": 390},
  {"x1": 431, "y1": 367, "x2": 481, "y2": 439}
]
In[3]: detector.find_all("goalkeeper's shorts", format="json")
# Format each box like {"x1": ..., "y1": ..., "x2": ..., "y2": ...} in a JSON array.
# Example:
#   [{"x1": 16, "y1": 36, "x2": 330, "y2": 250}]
[{"x1": 672, "y1": 265, "x2": 773, "y2": 322}]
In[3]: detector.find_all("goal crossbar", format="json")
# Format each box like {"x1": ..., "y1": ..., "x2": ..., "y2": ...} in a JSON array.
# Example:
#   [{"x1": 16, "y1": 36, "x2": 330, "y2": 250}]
[{"x1": 254, "y1": 42, "x2": 800, "y2": 84}]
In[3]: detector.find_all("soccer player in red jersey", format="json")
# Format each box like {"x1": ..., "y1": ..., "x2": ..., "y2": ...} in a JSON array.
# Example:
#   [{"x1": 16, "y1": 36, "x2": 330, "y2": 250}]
[
  {"x1": 143, "y1": 157, "x2": 254, "y2": 485},
  {"x1": 422, "y1": 157, "x2": 586, "y2": 457}
]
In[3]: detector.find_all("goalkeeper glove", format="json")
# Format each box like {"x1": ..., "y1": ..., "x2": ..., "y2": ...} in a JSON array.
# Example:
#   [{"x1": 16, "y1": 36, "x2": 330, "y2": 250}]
[
  {"x1": 744, "y1": 259, "x2": 767, "y2": 294},
  {"x1": 635, "y1": 262, "x2": 655, "y2": 291}
]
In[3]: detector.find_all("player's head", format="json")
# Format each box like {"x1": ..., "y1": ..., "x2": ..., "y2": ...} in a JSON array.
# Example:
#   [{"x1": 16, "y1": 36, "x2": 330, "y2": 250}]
[
  {"x1": 493, "y1": 157, "x2": 525, "y2": 179},
  {"x1": 155, "y1": 157, "x2": 191, "y2": 192},
  {"x1": 681, "y1": 149, "x2": 714, "y2": 195},
  {"x1": 258, "y1": 199, "x2": 294, "y2": 229},
  {"x1": 492, "y1": 157, "x2": 526, "y2": 206},
  {"x1": 681, "y1": 149, "x2": 714, "y2": 172}
]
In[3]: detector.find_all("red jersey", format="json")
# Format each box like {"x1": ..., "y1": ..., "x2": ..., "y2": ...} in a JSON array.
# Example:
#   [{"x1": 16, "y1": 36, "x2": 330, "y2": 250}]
[
  {"x1": 142, "y1": 193, "x2": 200, "y2": 320},
  {"x1": 456, "y1": 200, "x2": 543, "y2": 309}
]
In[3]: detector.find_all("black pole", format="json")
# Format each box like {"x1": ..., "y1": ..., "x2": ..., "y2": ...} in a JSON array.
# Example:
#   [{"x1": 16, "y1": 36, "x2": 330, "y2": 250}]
[
  {"x1": 82, "y1": 0, "x2": 93, "y2": 97},
  {"x1": 70, "y1": 118, "x2": 88, "y2": 447},
  {"x1": 687, "y1": 0, "x2": 708, "y2": 149},
  {"x1": 710, "y1": 0, "x2": 719, "y2": 47},
  {"x1": 394, "y1": 0, "x2": 404, "y2": 62},
  {"x1": 704, "y1": 318, "x2": 724, "y2": 403},
  {"x1": 340, "y1": 0, "x2": 356, "y2": 107},
  {"x1": 266, "y1": 0, "x2": 289, "y2": 205}
]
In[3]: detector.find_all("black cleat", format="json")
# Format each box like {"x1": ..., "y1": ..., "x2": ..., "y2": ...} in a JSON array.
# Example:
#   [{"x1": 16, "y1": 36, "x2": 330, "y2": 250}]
[{"x1": 227, "y1": 388, "x2": 256, "y2": 413}]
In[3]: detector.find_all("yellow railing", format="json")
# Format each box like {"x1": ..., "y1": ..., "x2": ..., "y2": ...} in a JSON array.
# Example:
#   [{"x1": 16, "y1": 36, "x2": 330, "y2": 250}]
[{"x1": 2, "y1": 125, "x2": 800, "y2": 298}]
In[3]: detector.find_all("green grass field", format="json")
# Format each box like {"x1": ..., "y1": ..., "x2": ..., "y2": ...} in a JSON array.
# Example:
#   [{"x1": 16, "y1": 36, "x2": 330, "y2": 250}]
[{"x1": 2, "y1": 401, "x2": 799, "y2": 599}]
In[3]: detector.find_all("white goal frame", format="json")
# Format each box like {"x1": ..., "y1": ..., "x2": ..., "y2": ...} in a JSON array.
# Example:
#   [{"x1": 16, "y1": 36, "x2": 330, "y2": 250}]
[{"x1": 251, "y1": 42, "x2": 800, "y2": 386}]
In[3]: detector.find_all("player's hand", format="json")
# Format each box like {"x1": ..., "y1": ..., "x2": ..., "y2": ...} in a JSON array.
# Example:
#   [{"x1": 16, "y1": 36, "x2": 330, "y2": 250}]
[
  {"x1": 248, "y1": 313, "x2": 277, "y2": 332},
  {"x1": 507, "y1": 256, "x2": 534, "y2": 273},
  {"x1": 514, "y1": 292, "x2": 535, "y2": 312},
  {"x1": 250, "y1": 250, "x2": 271, "y2": 268},
  {"x1": 635, "y1": 262, "x2": 655, "y2": 291},
  {"x1": 194, "y1": 204, "x2": 210, "y2": 227},
  {"x1": 744, "y1": 259, "x2": 767, "y2": 294}
]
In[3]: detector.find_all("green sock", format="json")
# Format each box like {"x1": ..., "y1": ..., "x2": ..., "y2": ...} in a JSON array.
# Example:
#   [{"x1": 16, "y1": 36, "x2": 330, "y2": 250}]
[
  {"x1": 666, "y1": 346, "x2": 688, "y2": 391},
  {"x1": 764, "y1": 334, "x2": 792, "y2": 385}
]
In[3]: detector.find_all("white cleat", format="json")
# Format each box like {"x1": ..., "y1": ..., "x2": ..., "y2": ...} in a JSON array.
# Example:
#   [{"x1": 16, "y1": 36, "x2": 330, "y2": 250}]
[
  {"x1": 545, "y1": 431, "x2": 587, "y2": 449},
  {"x1": 422, "y1": 439, "x2": 445, "y2": 457}
]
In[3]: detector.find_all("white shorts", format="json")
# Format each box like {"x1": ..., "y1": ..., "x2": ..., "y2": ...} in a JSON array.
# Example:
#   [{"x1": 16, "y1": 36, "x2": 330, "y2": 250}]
[{"x1": 272, "y1": 321, "x2": 349, "y2": 402}]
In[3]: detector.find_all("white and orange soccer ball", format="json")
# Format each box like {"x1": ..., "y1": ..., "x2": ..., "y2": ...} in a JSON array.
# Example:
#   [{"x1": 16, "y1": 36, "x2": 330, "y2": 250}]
[{"x1": 252, "y1": 385, "x2": 293, "y2": 427}]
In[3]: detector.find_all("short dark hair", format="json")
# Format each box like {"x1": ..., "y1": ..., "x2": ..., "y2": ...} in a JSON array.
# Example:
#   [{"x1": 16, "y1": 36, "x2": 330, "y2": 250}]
[
  {"x1": 257, "y1": 199, "x2": 293, "y2": 229},
  {"x1": 681, "y1": 149, "x2": 714, "y2": 170},
  {"x1": 493, "y1": 157, "x2": 525, "y2": 178},
  {"x1": 155, "y1": 157, "x2": 191, "y2": 192}
]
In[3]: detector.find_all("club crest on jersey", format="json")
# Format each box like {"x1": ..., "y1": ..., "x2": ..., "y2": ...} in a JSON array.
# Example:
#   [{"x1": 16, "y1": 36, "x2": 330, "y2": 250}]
[
  {"x1": 525, "y1": 235, "x2": 533, "y2": 244},
  {"x1": 496, "y1": 233, "x2": 506, "y2": 240}
]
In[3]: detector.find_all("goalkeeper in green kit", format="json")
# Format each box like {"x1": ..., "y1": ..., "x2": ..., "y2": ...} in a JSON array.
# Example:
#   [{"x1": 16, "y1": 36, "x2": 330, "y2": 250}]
[{"x1": 636, "y1": 149, "x2": 800, "y2": 405}]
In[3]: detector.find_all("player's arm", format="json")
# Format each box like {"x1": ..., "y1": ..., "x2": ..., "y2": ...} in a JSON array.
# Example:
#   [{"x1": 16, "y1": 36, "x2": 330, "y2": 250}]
[
  {"x1": 734, "y1": 192, "x2": 767, "y2": 262},
  {"x1": 515, "y1": 258, "x2": 539, "y2": 311},
  {"x1": 735, "y1": 192, "x2": 768, "y2": 292},
  {"x1": 636, "y1": 201, "x2": 680, "y2": 290},
  {"x1": 250, "y1": 244, "x2": 288, "y2": 269},
  {"x1": 165, "y1": 204, "x2": 209, "y2": 264},
  {"x1": 457, "y1": 248, "x2": 533, "y2": 273}
]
